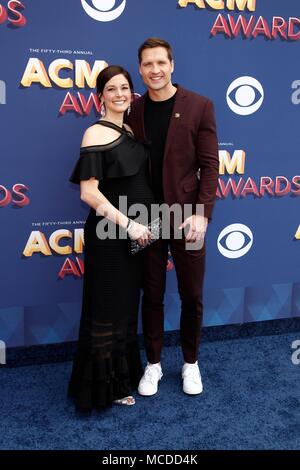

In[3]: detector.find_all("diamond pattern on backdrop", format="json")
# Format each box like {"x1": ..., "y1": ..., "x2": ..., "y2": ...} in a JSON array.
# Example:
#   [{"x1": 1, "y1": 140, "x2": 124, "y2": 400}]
[
  {"x1": 24, "y1": 303, "x2": 81, "y2": 346},
  {"x1": 0, "y1": 307, "x2": 24, "y2": 347},
  {"x1": 291, "y1": 283, "x2": 300, "y2": 317},
  {"x1": 203, "y1": 287, "x2": 245, "y2": 327},
  {"x1": 2, "y1": 283, "x2": 297, "y2": 347},
  {"x1": 244, "y1": 283, "x2": 293, "y2": 323}
]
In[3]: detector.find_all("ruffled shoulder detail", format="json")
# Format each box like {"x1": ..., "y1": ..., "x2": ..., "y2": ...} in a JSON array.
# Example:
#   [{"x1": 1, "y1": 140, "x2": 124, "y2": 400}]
[
  {"x1": 69, "y1": 137, "x2": 149, "y2": 184},
  {"x1": 69, "y1": 148, "x2": 105, "y2": 184}
]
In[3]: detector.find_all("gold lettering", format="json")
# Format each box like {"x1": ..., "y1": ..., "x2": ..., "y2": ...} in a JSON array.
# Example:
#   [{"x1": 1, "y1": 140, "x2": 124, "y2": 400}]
[
  {"x1": 20, "y1": 59, "x2": 51, "y2": 87},
  {"x1": 74, "y1": 228, "x2": 84, "y2": 254},
  {"x1": 75, "y1": 60, "x2": 108, "y2": 88},
  {"x1": 178, "y1": 0, "x2": 256, "y2": 10},
  {"x1": 23, "y1": 231, "x2": 52, "y2": 257},
  {"x1": 178, "y1": 0, "x2": 206, "y2": 7},
  {"x1": 227, "y1": 0, "x2": 256, "y2": 11},
  {"x1": 219, "y1": 150, "x2": 245, "y2": 175},
  {"x1": 49, "y1": 230, "x2": 72, "y2": 255},
  {"x1": 206, "y1": 0, "x2": 224, "y2": 9},
  {"x1": 48, "y1": 59, "x2": 73, "y2": 88}
]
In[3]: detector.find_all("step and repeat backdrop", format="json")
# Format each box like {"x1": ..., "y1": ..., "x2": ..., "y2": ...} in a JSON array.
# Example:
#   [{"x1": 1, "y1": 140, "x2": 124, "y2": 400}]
[{"x1": 0, "y1": 0, "x2": 299, "y2": 348}]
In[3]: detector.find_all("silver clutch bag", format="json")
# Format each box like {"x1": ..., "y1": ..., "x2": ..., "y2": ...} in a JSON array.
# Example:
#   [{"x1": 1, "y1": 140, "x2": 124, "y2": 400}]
[{"x1": 130, "y1": 218, "x2": 162, "y2": 255}]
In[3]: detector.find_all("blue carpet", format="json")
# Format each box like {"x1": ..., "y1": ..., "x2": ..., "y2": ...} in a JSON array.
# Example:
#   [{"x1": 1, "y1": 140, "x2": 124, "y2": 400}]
[{"x1": 1, "y1": 331, "x2": 300, "y2": 450}]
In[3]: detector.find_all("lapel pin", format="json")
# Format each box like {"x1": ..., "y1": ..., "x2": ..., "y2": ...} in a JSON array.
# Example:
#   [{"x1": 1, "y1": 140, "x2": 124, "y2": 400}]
[{"x1": 174, "y1": 113, "x2": 181, "y2": 118}]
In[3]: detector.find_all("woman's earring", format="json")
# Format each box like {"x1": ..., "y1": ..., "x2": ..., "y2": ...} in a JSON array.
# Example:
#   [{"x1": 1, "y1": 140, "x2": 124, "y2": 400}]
[
  {"x1": 100, "y1": 102, "x2": 106, "y2": 118},
  {"x1": 127, "y1": 105, "x2": 131, "y2": 116}
]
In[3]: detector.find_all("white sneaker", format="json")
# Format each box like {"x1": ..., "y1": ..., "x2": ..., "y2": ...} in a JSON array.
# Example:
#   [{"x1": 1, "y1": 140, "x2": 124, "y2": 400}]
[
  {"x1": 138, "y1": 363, "x2": 163, "y2": 396},
  {"x1": 182, "y1": 361, "x2": 203, "y2": 395}
]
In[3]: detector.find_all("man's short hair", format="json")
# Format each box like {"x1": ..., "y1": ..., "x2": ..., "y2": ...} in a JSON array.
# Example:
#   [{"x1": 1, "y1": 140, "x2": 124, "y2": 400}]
[{"x1": 138, "y1": 37, "x2": 173, "y2": 64}]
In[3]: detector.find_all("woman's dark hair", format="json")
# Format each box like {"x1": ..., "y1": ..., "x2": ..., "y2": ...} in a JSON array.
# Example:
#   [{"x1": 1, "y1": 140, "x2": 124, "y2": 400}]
[{"x1": 96, "y1": 65, "x2": 134, "y2": 96}]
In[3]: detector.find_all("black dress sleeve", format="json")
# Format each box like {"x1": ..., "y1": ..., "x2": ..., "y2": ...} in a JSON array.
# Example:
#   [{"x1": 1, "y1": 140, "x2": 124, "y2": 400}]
[{"x1": 69, "y1": 149, "x2": 105, "y2": 184}]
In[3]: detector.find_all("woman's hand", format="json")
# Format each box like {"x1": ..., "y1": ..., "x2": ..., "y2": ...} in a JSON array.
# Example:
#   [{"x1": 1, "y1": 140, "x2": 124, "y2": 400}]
[{"x1": 127, "y1": 220, "x2": 151, "y2": 247}]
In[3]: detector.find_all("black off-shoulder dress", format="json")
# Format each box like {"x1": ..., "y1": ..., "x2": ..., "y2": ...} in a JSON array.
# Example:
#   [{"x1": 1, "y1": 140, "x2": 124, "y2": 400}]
[{"x1": 68, "y1": 121, "x2": 154, "y2": 411}]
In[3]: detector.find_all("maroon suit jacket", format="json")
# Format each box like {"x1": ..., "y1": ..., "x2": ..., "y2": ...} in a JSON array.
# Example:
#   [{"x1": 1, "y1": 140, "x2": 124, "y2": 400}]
[{"x1": 126, "y1": 85, "x2": 219, "y2": 220}]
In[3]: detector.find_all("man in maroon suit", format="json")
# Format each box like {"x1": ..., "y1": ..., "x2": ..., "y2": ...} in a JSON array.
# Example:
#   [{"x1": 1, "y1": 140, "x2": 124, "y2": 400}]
[{"x1": 126, "y1": 37, "x2": 219, "y2": 396}]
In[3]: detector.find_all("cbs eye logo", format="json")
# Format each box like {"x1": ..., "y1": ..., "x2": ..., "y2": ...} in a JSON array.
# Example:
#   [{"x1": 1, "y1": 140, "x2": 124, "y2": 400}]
[
  {"x1": 81, "y1": 0, "x2": 126, "y2": 22},
  {"x1": 226, "y1": 77, "x2": 264, "y2": 116},
  {"x1": 217, "y1": 224, "x2": 253, "y2": 259}
]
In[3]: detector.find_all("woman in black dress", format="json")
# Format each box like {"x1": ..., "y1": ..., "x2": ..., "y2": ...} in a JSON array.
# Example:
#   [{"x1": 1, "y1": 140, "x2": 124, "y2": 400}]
[{"x1": 68, "y1": 66, "x2": 154, "y2": 411}]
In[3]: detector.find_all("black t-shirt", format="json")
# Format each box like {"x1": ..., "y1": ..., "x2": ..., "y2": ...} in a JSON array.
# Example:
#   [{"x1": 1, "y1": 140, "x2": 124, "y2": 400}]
[{"x1": 144, "y1": 92, "x2": 176, "y2": 203}]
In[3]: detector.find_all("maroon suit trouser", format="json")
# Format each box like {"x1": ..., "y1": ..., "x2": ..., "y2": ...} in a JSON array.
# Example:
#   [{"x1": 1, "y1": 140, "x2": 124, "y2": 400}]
[{"x1": 142, "y1": 237, "x2": 205, "y2": 364}]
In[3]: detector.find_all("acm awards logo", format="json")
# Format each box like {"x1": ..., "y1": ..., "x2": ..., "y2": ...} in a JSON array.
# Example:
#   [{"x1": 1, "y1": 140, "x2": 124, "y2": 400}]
[
  {"x1": 81, "y1": 0, "x2": 126, "y2": 22},
  {"x1": 21, "y1": 229, "x2": 175, "y2": 278},
  {"x1": 0, "y1": 0, "x2": 26, "y2": 27},
  {"x1": 217, "y1": 147, "x2": 300, "y2": 199},
  {"x1": 18, "y1": 1, "x2": 127, "y2": 115},
  {"x1": 20, "y1": 58, "x2": 108, "y2": 116},
  {"x1": 23, "y1": 228, "x2": 84, "y2": 279},
  {"x1": 178, "y1": 0, "x2": 300, "y2": 41},
  {"x1": 20, "y1": 57, "x2": 141, "y2": 116}
]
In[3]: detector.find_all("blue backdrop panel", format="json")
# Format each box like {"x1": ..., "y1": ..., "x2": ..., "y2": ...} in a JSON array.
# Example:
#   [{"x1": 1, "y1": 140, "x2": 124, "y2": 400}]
[{"x1": 0, "y1": 0, "x2": 299, "y2": 347}]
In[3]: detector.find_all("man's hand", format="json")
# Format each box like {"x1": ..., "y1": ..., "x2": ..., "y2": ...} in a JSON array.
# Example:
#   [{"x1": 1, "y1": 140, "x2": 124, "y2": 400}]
[{"x1": 178, "y1": 215, "x2": 208, "y2": 243}]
